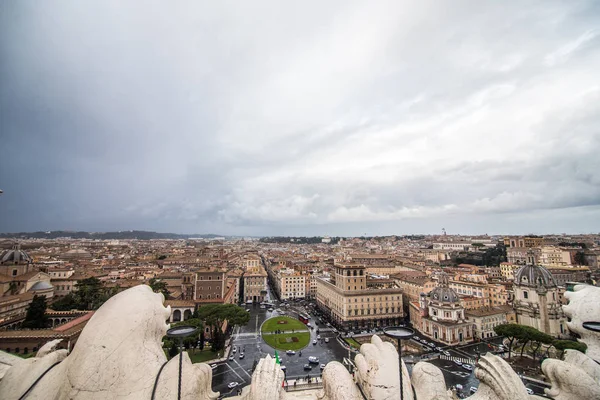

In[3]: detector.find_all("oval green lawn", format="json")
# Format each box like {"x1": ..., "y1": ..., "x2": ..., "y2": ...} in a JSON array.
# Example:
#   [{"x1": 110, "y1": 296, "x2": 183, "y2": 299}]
[{"x1": 260, "y1": 316, "x2": 310, "y2": 351}]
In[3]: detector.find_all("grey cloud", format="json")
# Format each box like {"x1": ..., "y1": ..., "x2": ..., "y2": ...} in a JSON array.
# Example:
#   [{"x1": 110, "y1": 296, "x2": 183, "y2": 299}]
[{"x1": 1, "y1": 0, "x2": 600, "y2": 235}]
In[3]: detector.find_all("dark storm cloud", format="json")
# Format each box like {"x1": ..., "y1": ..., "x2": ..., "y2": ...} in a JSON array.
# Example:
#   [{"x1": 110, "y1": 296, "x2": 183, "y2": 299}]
[{"x1": 1, "y1": 0, "x2": 599, "y2": 235}]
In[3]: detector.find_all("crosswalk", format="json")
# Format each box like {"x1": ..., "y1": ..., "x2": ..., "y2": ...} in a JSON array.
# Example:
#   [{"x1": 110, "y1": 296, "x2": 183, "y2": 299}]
[{"x1": 440, "y1": 355, "x2": 475, "y2": 365}]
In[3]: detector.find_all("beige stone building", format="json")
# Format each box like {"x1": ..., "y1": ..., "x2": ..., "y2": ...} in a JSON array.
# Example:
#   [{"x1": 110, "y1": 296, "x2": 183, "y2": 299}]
[
  {"x1": 466, "y1": 305, "x2": 515, "y2": 339},
  {"x1": 513, "y1": 253, "x2": 567, "y2": 337},
  {"x1": 539, "y1": 246, "x2": 571, "y2": 268},
  {"x1": 316, "y1": 263, "x2": 403, "y2": 330},
  {"x1": 243, "y1": 265, "x2": 267, "y2": 303},
  {"x1": 504, "y1": 236, "x2": 544, "y2": 248},
  {"x1": 500, "y1": 262, "x2": 520, "y2": 280},
  {"x1": 279, "y1": 269, "x2": 305, "y2": 300},
  {"x1": 410, "y1": 275, "x2": 474, "y2": 345}
]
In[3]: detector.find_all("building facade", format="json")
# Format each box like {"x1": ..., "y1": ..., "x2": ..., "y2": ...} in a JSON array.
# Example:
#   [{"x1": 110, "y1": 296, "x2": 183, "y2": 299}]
[
  {"x1": 411, "y1": 275, "x2": 474, "y2": 345},
  {"x1": 315, "y1": 263, "x2": 403, "y2": 330},
  {"x1": 512, "y1": 253, "x2": 567, "y2": 337}
]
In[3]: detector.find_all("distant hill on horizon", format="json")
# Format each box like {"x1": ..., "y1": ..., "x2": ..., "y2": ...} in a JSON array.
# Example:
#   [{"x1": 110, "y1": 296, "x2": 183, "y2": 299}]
[{"x1": 0, "y1": 230, "x2": 228, "y2": 240}]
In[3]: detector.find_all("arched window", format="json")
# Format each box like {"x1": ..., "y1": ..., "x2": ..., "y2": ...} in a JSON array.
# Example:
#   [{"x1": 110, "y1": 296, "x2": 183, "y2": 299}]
[{"x1": 523, "y1": 291, "x2": 528, "y2": 299}]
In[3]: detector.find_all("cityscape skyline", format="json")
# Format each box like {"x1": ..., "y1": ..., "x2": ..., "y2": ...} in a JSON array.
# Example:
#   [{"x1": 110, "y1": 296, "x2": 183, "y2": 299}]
[{"x1": 1, "y1": 1, "x2": 599, "y2": 236}]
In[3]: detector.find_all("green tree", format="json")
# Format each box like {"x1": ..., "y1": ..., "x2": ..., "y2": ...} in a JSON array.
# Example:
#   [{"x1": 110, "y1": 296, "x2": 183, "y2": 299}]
[
  {"x1": 199, "y1": 329, "x2": 205, "y2": 351},
  {"x1": 22, "y1": 295, "x2": 49, "y2": 329},
  {"x1": 52, "y1": 278, "x2": 117, "y2": 311},
  {"x1": 51, "y1": 293, "x2": 78, "y2": 311},
  {"x1": 494, "y1": 323, "x2": 524, "y2": 359},
  {"x1": 169, "y1": 342, "x2": 179, "y2": 359},
  {"x1": 74, "y1": 277, "x2": 108, "y2": 310},
  {"x1": 553, "y1": 340, "x2": 587, "y2": 358},
  {"x1": 148, "y1": 278, "x2": 170, "y2": 299},
  {"x1": 531, "y1": 330, "x2": 554, "y2": 360},
  {"x1": 197, "y1": 304, "x2": 250, "y2": 351}
]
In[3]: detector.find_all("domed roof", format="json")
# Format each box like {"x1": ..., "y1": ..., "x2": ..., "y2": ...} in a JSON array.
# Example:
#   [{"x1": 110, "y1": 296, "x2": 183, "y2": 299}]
[
  {"x1": 61, "y1": 248, "x2": 92, "y2": 259},
  {"x1": 430, "y1": 286, "x2": 460, "y2": 303},
  {"x1": 430, "y1": 272, "x2": 460, "y2": 303},
  {"x1": 0, "y1": 245, "x2": 32, "y2": 264},
  {"x1": 514, "y1": 264, "x2": 557, "y2": 288},
  {"x1": 29, "y1": 281, "x2": 53, "y2": 291}
]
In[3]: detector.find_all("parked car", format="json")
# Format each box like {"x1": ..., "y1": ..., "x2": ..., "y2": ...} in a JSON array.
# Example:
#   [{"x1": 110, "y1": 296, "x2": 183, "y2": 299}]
[
  {"x1": 443, "y1": 351, "x2": 450, "y2": 356},
  {"x1": 228, "y1": 382, "x2": 239, "y2": 389},
  {"x1": 325, "y1": 338, "x2": 330, "y2": 343},
  {"x1": 453, "y1": 360, "x2": 463, "y2": 366},
  {"x1": 526, "y1": 388, "x2": 534, "y2": 395},
  {"x1": 461, "y1": 364, "x2": 473, "y2": 371},
  {"x1": 239, "y1": 353, "x2": 245, "y2": 359},
  {"x1": 304, "y1": 364, "x2": 312, "y2": 370},
  {"x1": 232, "y1": 347, "x2": 237, "y2": 353},
  {"x1": 210, "y1": 364, "x2": 217, "y2": 369},
  {"x1": 308, "y1": 356, "x2": 319, "y2": 363},
  {"x1": 317, "y1": 335, "x2": 321, "y2": 339},
  {"x1": 229, "y1": 356, "x2": 234, "y2": 361},
  {"x1": 320, "y1": 364, "x2": 326, "y2": 370},
  {"x1": 280, "y1": 365, "x2": 287, "y2": 371},
  {"x1": 469, "y1": 387, "x2": 477, "y2": 394},
  {"x1": 313, "y1": 340, "x2": 317, "y2": 345}
]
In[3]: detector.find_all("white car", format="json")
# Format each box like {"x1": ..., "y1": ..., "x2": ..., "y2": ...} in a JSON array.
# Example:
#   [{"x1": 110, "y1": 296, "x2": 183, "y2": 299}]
[
  {"x1": 228, "y1": 382, "x2": 239, "y2": 389},
  {"x1": 232, "y1": 347, "x2": 237, "y2": 353},
  {"x1": 462, "y1": 364, "x2": 473, "y2": 371},
  {"x1": 313, "y1": 340, "x2": 317, "y2": 345},
  {"x1": 228, "y1": 356, "x2": 234, "y2": 361},
  {"x1": 317, "y1": 335, "x2": 321, "y2": 339},
  {"x1": 453, "y1": 360, "x2": 462, "y2": 366},
  {"x1": 320, "y1": 364, "x2": 326, "y2": 370},
  {"x1": 526, "y1": 388, "x2": 534, "y2": 395},
  {"x1": 210, "y1": 364, "x2": 217, "y2": 369},
  {"x1": 286, "y1": 350, "x2": 296, "y2": 355},
  {"x1": 324, "y1": 338, "x2": 329, "y2": 343},
  {"x1": 443, "y1": 351, "x2": 450, "y2": 356}
]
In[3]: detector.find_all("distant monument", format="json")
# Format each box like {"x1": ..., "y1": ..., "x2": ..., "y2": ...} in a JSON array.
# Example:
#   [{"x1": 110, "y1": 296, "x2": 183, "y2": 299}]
[{"x1": 1, "y1": 284, "x2": 599, "y2": 399}]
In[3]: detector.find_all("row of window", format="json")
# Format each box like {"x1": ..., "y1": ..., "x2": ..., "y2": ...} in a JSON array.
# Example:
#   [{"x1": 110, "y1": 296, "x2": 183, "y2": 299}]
[{"x1": 350, "y1": 307, "x2": 398, "y2": 316}]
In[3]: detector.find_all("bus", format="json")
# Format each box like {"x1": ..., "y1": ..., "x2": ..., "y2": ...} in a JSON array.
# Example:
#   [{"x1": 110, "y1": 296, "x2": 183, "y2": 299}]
[{"x1": 298, "y1": 313, "x2": 310, "y2": 324}]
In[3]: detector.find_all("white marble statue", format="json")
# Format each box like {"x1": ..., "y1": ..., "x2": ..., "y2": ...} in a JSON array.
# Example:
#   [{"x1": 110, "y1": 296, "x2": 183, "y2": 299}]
[
  {"x1": 2, "y1": 283, "x2": 600, "y2": 400},
  {"x1": 0, "y1": 285, "x2": 218, "y2": 400}
]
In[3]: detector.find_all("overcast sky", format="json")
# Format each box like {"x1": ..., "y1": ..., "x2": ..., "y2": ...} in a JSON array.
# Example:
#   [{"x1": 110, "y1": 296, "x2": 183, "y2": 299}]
[{"x1": 1, "y1": 1, "x2": 599, "y2": 236}]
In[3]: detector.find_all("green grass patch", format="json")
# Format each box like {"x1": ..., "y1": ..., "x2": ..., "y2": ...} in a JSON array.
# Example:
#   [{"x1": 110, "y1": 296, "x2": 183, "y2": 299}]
[
  {"x1": 345, "y1": 338, "x2": 361, "y2": 349},
  {"x1": 186, "y1": 349, "x2": 220, "y2": 364},
  {"x1": 262, "y1": 332, "x2": 311, "y2": 351},
  {"x1": 261, "y1": 316, "x2": 307, "y2": 332}
]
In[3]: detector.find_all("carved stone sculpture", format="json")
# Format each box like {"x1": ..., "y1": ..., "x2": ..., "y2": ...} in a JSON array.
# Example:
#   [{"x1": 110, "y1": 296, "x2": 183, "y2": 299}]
[
  {"x1": 2, "y1": 283, "x2": 600, "y2": 400},
  {"x1": 0, "y1": 285, "x2": 219, "y2": 400}
]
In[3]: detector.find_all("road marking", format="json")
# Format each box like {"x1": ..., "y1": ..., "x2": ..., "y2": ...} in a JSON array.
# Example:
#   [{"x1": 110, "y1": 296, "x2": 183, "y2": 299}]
[
  {"x1": 234, "y1": 359, "x2": 253, "y2": 380},
  {"x1": 226, "y1": 362, "x2": 245, "y2": 383}
]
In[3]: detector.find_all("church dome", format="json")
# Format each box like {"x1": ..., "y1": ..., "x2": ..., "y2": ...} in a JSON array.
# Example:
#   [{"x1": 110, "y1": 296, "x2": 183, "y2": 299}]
[
  {"x1": 0, "y1": 245, "x2": 32, "y2": 264},
  {"x1": 430, "y1": 286, "x2": 460, "y2": 303},
  {"x1": 29, "y1": 281, "x2": 53, "y2": 291},
  {"x1": 430, "y1": 272, "x2": 460, "y2": 303},
  {"x1": 515, "y1": 264, "x2": 556, "y2": 288}
]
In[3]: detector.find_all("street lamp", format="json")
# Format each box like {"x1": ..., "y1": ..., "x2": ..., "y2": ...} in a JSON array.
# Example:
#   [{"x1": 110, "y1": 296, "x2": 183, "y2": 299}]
[
  {"x1": 383, "y1": 326, "x2": 415, "y2": 400},
  {"x1": 166, "y1": 325, "x2": 198, "y2": 400}
]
